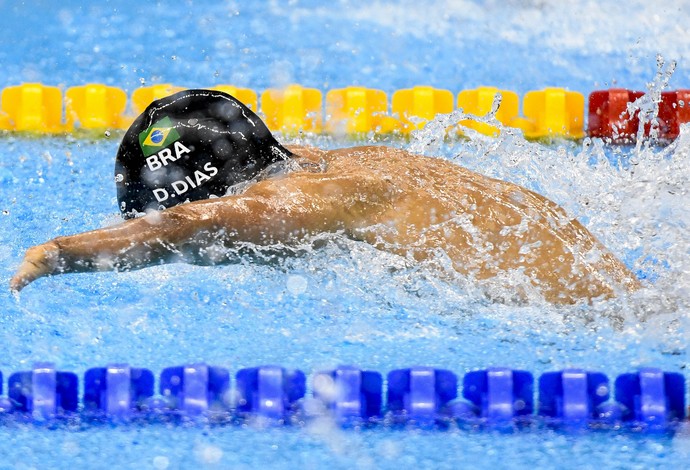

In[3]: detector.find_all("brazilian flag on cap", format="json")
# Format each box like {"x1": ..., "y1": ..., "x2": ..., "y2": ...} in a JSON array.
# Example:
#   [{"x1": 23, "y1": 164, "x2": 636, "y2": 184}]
[{"x1": 139, "y1": 116, "x2": 181, "y2": 157}]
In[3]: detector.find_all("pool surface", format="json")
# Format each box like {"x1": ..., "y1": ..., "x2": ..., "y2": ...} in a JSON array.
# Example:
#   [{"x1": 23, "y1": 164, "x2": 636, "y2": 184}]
[{"x1": 1, "y1": 1, "x2": 690, "y2": 469}]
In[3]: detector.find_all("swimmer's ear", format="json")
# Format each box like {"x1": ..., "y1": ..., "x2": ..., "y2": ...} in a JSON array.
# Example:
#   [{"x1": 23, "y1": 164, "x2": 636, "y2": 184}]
[{"x1": 9, "y1": 242, "x2": 60, "y2": 292}]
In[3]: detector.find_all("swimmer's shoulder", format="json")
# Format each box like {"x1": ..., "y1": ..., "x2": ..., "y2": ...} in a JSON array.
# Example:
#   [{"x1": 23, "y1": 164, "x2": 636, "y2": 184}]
[
  {"x1": 288, "y1": 145, "x2": 406, "y2": 162},
  {"x1": 287, "y1": 144, "x2": 476, "y2": 179},
  {"x1": 325, "y1": 145, "x2": 466, "y2": 174},
  {"x1": 285, "y1": 145, "x2": 394, "y2": 174},
  {"x1": 285, "y1": 145, "x2": 329, "y2": 162}
]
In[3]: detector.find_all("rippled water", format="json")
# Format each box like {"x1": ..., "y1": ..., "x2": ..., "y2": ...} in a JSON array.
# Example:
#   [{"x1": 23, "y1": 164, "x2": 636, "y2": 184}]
[{"x1": 0, "y1": 0, "x2": 689, "y2": 469}]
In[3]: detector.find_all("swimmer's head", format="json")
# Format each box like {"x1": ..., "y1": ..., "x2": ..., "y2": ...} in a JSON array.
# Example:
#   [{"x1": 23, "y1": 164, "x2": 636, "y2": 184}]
[{"x1": 115, "y1": 89, "x2": 293, "y2": 218}]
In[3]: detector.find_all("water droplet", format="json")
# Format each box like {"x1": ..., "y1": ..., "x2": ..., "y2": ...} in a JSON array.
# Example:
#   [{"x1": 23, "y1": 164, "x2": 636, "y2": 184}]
[
  {"x1": 286, "y1": 274, "x2": 308, "y2": 294},
  {"x1": 195, "y1": 444, "x2": 223, "y2": 464},
  {"x1": 152, "y1": 456, "x2": 170, "y2": 469}
]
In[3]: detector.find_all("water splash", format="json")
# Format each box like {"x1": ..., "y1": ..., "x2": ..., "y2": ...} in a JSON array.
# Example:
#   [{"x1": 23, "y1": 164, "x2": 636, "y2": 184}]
[
  {"x1": 628, "y1": 54, "x2": 677, "y2": 148},
  {"x1": 398, "y1": 64, "x2": 690, "y2": 344}
]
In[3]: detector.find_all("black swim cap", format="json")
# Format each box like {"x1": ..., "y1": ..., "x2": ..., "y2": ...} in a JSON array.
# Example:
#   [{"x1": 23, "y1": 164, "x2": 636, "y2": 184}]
[{"x1": 115, "y1": 89, "x2": 293, "y2": 218}]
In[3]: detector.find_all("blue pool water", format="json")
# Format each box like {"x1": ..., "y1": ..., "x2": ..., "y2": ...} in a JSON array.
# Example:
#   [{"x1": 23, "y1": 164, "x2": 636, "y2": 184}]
[{"x1": 1, "y1": 0, "x2": 690, "y2": 468}]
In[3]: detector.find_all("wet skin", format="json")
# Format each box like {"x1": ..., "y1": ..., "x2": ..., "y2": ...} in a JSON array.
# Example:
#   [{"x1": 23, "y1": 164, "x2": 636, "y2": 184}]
[{"x1": 10, "y1": 145, "x2": 639, "y2": 304}]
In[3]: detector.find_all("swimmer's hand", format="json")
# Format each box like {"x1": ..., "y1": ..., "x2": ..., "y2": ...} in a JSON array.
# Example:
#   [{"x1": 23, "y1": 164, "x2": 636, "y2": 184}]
[{"x1": 10, "y1": 241, "x2": 60, "y2": 292}]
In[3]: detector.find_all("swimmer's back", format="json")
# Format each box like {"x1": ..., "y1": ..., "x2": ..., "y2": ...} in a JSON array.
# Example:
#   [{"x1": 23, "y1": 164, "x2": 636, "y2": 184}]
[{"x1": 289, "y1": 145, "x2": 639, "y2": 303}]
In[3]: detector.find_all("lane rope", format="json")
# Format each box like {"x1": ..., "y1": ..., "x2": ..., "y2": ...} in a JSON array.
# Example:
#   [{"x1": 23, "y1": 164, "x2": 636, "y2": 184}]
[
  {"x1": 0, "y1": 363, "x2": 684, "y2": 431},
  {"x1": 0, "y1": 83, "x2": 687, "y2": 142}
]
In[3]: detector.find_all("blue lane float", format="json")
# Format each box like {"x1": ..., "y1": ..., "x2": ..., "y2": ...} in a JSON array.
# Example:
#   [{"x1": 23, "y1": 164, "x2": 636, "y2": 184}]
[
  {"x1": 8, "y1": 363, "x2": 79, "y2": 419},
  {"x1": 83, "y1": 365, "x2": 154, "y2": 419},
  {"x1": 539, "y1": 369, "x2": 612, "y2": 423},
  {"x1": 159, "y1": 364, "x2": 230, "y2": 417},
  {"x1": 312, "y1": 366, "x2": 382, "y2": 423},
  {"x1": 460, "y1": 367, "x2": 534, "y2": 421},
  {"x1": 615, "y1": 368, "x2": 686, "y2": 428},
  {"x1": 0, "y1": 363, "x2": 686, "y2": 431},
  {"x1": 160, "y1": 364, "x2": 230, "y2": 416},
  {"x1": 235, "y1": 366, "x2": 306, "y2": 420},
  {"x1": 387, "y1": 367, "x2": 457, "y2": 423}
]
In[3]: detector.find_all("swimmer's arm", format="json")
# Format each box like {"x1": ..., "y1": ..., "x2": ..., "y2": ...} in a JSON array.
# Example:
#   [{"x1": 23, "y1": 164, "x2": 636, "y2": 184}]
[
  {"x1": 9, "y1": 206, "x2": 217, "y2": 292},
  {"x1": 10, "y1": 173, "x2": 391, "y2": 291}
]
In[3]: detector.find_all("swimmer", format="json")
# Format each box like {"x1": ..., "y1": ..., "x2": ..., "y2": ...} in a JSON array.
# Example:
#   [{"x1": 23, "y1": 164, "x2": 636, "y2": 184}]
[{"x1": 9, "y1": 89, "x2": 639, "y2": 304}]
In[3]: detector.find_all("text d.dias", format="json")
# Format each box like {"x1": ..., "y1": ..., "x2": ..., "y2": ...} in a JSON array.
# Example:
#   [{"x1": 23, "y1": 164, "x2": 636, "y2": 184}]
[{"x1": 152, "y1": 162, "x2": 219, "y2": 202}]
